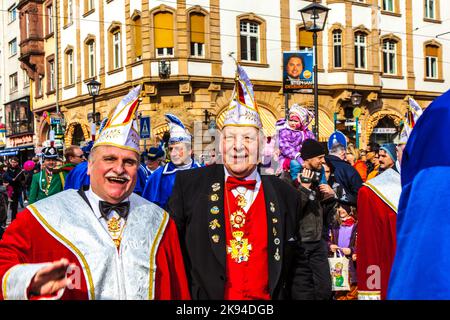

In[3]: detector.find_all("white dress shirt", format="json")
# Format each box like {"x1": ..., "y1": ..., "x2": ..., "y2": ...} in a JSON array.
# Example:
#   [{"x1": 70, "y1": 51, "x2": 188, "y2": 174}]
[
  {"x1": 85, "y1": 188, "x2": 131, "y2": 239},
  {"x1": 224, "y1": 167, "x2": 261, "y2": 212}
]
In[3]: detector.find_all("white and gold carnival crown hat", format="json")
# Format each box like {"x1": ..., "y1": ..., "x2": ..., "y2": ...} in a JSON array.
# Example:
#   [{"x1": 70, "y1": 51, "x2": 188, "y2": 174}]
[
  {"x1": 222, "y1": 64, "x2": 262, "y2": 129},
  {"x1": 165, "y1": 114, "x2": 192, "y2": 144},
  {"x1": 93, "y1": 85, "x2": 142, "y2": 154}
]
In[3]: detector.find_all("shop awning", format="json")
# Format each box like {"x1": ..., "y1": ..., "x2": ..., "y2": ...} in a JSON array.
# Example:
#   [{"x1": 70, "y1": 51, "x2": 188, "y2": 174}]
[{"x1": 0, "y1": 145, "x2": 35, "y2": 157}]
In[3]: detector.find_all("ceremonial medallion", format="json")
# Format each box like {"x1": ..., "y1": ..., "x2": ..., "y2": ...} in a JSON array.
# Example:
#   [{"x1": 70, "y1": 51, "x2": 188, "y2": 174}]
[
  {"x1": 212, "y1": 183, "x2": 220, "y2": 191},
  {"x1": 210, "y1": 206, "x2": 220, "y2": 215},
  {"x1": 272, "y1": 218, "x2": 278, "y2": 224},
  {"x1": 230, "y1": 210, "x2": 246, "y2": 229},
  {"x1": 211, "y1": 194, "x2": 219, "y2": 201},
  {"x1": 270, "y1": 202, "x2": 275, "y2": 213},
  {"x1": 227, "y1": 235, "x2": 252, "y2": 263},
  {"x1": 274, "y1": 238, "x2": 280, "y2": 245},
  {"x1": 274, "y1": 248, "x2": 281, "y2": 261},
  {"x1": 212, "y1": 234, "x2": 220, "y2": 243},
  {"x1": 236, "y1": 194, "x2": 247, "y2": 208},
  {"x1": 209, "y1": 219, "x2": 221, "y2": 230}
]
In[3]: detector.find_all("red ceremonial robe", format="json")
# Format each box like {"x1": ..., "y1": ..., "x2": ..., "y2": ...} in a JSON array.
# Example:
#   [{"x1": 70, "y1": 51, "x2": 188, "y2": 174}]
[
  {"x1": 0, "y1": 208, "x2": 190, "y2": 300},
  {"x1": 224, "y1": 186, "x2": 270, "y2": 300},
  {"x1": 356, "y1": 169, "x2": 400, "y2": 300}
]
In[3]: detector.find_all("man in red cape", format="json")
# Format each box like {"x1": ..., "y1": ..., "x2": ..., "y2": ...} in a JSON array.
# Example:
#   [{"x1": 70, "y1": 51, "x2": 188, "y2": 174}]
[{"x1": 0, "y1": 86, "x2": 190, "y2": 300}]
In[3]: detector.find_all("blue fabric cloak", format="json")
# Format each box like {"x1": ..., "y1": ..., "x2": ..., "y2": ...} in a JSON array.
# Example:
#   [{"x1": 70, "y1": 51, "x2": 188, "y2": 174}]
[
  {"x1": 142, "y1": 161, "x2": 200, "y2": 210},
  {"x1": 387, "y1": 89, "x2": 450, "y2": 300}
]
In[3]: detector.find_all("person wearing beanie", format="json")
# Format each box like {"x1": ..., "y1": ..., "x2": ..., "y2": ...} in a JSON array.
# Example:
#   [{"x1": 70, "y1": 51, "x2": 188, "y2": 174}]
[
  {"x1": 293, "y1": 138, "x2": 334, "y2": 300},
  {"x1": 357, "y1": 141, "x2": 401, "y2": 300},
  {"x1": 379, "y1": 143, "x2": 397, "y2": 172}
]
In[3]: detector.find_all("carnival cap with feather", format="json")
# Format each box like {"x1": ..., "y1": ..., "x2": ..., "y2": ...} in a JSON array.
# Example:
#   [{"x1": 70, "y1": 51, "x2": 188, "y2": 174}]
[
  {"x1": 222, "y1": 63, "x2": 262, "y2": 129},
  {"x1": 165, "y1": 114, "x2": 192, "y2": 144},
  {"x1": 93, "y1": 85, "x2": 142, "y2": 154}
]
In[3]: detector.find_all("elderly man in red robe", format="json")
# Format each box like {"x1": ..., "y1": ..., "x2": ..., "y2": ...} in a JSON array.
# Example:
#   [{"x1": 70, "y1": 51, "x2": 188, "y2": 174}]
[{"x1": 0, "y1": 86, "x2": 190, "y2": 300}]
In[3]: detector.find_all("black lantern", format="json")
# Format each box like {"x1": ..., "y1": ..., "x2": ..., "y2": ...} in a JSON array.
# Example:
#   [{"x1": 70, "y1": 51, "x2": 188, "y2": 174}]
[
  {"x1": 299, "y1": 2, "x2": 330, "y2": 32},
  {"x1": 86, "y1": 79, "x2": 101, "y2": 125},
  {"x1": 351, "y1": 92, "x2": 362, "y2": 106},
  {"x1": 159, "y1": 60, "x2": 171, "y2": 79}
]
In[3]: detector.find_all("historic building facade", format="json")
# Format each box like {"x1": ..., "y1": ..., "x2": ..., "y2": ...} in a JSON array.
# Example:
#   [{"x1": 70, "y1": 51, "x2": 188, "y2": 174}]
[
  {"x1": 48, "y1": 0, "x2": 449, "y2": 151},
  {"x1": 0, "y1": 0, "x2": 35, "y2": 161}
]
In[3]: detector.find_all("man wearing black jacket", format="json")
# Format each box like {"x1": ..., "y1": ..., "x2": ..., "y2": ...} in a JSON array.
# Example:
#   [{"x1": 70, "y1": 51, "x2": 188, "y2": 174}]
[
  {"x1": 168, "y1": 66, "x2": 314, "y2": 300},
  {"x1": 325, "y1": 143, "x2": 363, "y2": 205},
  {"x1": 294, "y1": 139, "x2": 335, "y2": 300},
  {"x1": 3, "y1": 157, "x2": 25, "y2": 222}
]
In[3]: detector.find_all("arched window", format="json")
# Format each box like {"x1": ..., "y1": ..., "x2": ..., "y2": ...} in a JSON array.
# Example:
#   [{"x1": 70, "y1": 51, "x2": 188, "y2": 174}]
[
  {"x1": 108, "y1": 23, "x2": 123, "y2": 71},
  {"x1": 65, "y1": 48, "x2": 75, "y2": 86},
  {"x1": 354, "y1": 32, "x2": 367, "y2": 69},
  {"x1": 84, "y1": 38, "x2": 96, "y2": 78},
  {"x1": 382, "y1": 39, "x2": 396, "y2": 75},
  {"x1": 332, "y1": 30, "x2": 342, "y2": 68},
  {"x1": 154, "y1": 12, "x2": 174, "y2": 57},
  {"x1": 298, "y1": 27, "x2": 313, "y2": 51},
  {"x1": 132, "y1": 14, "x2": 142, "y2": 61},
  {"x1": 425, "y1": 44, "x2": 439, "y2": 79},
  {"x1": 190, "y1": 13, "x2": 205, "y2": 57}
]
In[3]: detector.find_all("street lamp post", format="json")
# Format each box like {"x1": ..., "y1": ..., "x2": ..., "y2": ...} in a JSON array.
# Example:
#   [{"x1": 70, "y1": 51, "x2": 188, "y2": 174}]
[
  {"x1": 300, "y1": 1, "x2": 330, "y2": 140},
  {"x1": 86, "y1": 79, "x2": 101, "y2": 141},
  {"x1": 350, "y1": 92, "x2": 362, "y2": 148}
]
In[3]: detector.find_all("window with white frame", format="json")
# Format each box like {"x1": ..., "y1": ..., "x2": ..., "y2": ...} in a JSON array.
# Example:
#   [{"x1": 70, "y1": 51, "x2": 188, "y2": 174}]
[
  {"x1": 382, "y1": 0, "x2": 394, "y2": 12},
  {"x1": 49, "y1": 61, "x2": 55, "y2": 91},
  {"x1": 88, "y1": 41, "x2": 96, "y2": 77},
  {"x1": 38, "y1": 76, "x2": 43, "y2": 96},
  {"x1": 113, "y1": 30, "x2": 121, "y2": 69},
  {"x1": 240, "y1": 20, "x2": 259, "y2": 62},
  {"x1": 425, "y1": 45, "x2": 438, "y2": 78},
  {"x1": 67, "y1": 50, "x2": 74, "y2": 85},
  {"x1": 8, "y1": 5, "x2": 17, "y2": 23},
  {"x1": 68, "y1": 0, "x2": 74, "y2": 23},
  {"x1": 87, "y1": 0, "x2": 94, "y2": 11},
  {"x1": 190, "y1": 13, "x2": 205, "y2": 58},
  {"x1": 47, "y1": 5, "x2": 53, "y2": 34},
  {"x1": 9, "y1": 73, "x2": 18, "y2": 93},
  {"x1": 354, "y1": 32, "x2": 366, "y2": 69},
  {"x1": 333, "y1": 30, "x2": 342, "y2": 68},
  {"x1": 425, "y1": 0, "x2": 435, "y2": 19},
  {"x1": 23, "y1": 70, "x2": 30, "y2": 87},
  {"x1": 9, "y1": 38, "x2": 17, "y2": 56},
  {"x1": 382, "y1": 40, "x2": 396, "y2": 74}
]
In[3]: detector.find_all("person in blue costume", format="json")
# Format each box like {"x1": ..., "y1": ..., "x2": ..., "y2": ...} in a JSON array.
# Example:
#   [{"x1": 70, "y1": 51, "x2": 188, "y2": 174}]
[
  {"x1": 142, "y1": 114, "x2": 200, "y2": 210},
  {"x1": 387, "y1": 90, "x2": 450, "y2": 300},
  {"x1": 64, "y1": 123, "x2": 148, "y2": 195}
]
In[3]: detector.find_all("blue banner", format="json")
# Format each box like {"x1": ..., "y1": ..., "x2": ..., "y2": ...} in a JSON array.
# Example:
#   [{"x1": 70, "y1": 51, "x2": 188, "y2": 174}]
[{"x1": 283, "y1": 51, "x2": 314, "y2": 93}]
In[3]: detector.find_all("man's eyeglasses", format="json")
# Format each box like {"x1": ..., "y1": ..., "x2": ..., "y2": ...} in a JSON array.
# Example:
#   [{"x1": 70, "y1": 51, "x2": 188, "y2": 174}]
[{"x1": 73, "y1": 155, "x2": 85, "y2": 159}]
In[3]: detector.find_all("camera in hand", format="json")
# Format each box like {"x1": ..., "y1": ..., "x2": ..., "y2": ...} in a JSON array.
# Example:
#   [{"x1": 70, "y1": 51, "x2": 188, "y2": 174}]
[{"x1": 300, "y1": 170, "x2": 321, "y2": 185}]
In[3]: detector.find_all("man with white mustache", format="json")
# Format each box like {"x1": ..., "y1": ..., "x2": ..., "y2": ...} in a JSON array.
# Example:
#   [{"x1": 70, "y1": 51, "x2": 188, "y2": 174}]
[
  {"x1": 168, "y1": 65, "x2": 314, "y2": 300},
  {"x1": 142, "y1": 114, "x2": 201, "y2": 210},
  {"x1": 0, "y1": 86, "x2": 190, "y2": 300}
]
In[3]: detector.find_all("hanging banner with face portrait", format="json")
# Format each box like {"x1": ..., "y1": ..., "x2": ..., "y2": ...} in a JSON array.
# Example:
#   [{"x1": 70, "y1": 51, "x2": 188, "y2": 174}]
[{"x1": 283, "y1": 51, "x2": 314, "y2": 93}]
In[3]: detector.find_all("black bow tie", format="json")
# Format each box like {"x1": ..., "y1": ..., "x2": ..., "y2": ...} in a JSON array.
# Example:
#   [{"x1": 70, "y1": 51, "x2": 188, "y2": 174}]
[{"x1": 99, "y1": 201, "x2": 130, "y2": 219}]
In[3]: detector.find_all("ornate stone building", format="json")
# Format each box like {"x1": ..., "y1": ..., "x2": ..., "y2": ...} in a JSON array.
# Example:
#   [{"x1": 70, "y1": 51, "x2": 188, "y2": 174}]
[{"x1": 50, "y1": 0, "x2": 449, "y2": 152}]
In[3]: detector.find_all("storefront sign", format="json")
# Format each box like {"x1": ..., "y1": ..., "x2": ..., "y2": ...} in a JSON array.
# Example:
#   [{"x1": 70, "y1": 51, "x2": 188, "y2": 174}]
[
  {"x1": 373, "y1": 128, "x2": 397, "y2": 134},
  {"x1": 8, "y1": 134, "x2": 34, "y2": 147}
]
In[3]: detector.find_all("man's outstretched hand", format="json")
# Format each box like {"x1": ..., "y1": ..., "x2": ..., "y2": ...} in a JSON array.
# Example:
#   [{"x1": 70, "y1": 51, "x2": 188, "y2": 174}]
[{"x1": 28, "y1": 258, "x2": 75, "y2": 297}]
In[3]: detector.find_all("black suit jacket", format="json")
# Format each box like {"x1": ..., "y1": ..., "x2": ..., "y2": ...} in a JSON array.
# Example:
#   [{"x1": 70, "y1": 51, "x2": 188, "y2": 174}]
[{"x1": 168, "y1": 164, "x2": 315, "y2": 300}]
